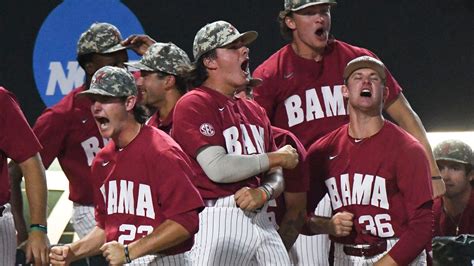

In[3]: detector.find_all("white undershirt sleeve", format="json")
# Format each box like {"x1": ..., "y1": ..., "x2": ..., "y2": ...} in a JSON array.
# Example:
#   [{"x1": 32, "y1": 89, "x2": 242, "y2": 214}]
[{"x1": 196, "y1": 145, "x2": 270, "y2": 183}]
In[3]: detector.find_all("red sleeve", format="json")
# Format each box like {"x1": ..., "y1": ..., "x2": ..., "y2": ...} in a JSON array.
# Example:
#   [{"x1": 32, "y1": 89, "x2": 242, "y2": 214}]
[
  {"x1": 388, "y1": 141, "x2": 433, "y2": 264},
  {"x1": 306, "y1": 140, "x2": 329, "y2": 215},
  {"x1": 154, "y1": 148, "x2": 204, "y2": 219},
  {"x1": 0, "y1": 89, "x2": 42, "y2": 162},
  {"x1": 32, "y1": 108, "x2": 69, "y2": 168},
  {"x1": 388, "y1": 202, "x2": 433, "y2": 265},
  {"x1": 169, "y1": 210, "x2": 199, "y2": 235},
  {"x1": 172, "y1": 94, "x2": 224, "y2": 158},
  {"x1": 252, "y1": 66, "x2": 277, "y2": 120}
]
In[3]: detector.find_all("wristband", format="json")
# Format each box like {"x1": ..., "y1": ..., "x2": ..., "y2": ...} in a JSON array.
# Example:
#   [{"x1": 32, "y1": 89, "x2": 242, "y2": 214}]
[
  {"x1": 432, "y1": 175, "x2": 442, "y2": 180},
  {"x1": 262, "y1": 184, "x2": 275, "y2": 200},
  {"x1": 30, "y1": 224, "x2": 47, "y2": 233},
  {"x1": 259, "y1": 186, "x2": 271, "y2": 202},
  {"x1": 124, "y1": 245, "x2": 132, "y2": 263}
]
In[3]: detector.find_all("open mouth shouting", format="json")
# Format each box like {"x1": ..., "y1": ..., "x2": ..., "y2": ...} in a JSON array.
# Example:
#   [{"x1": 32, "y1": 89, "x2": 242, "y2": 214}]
[
  {"x1": 95, "y1": 116, "x2": 110, "y2": 131},
  {"x1": 360, "y1": 89, "x2": 372, "y2": 98},
  {"x1": 241, "y1": 58, "x2": 249, "y2": 76}
]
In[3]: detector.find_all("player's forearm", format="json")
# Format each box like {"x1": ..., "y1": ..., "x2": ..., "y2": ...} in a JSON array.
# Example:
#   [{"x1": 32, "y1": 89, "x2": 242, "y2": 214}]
[
  {"x1": 278, "y1": 192, "x2": 306, "y2": 250},
  {"x1": 128, "y1": 219, "x2": 191, "y2": 260},
  {"x1": 69, "y1": 226, "x2": 106, "y2": 260},
  {"x1": 305, "y1": 215, "x2": 332, "y2": 235},
  {"x1": 18, "y1": 154, "x2": 47, "y2": 225},
  {"x1": 261, "y1": 168, "x2": 284, "y2": 199},
  {"x1": 387, "y1": 202, "x2": 433, "y2": 265},
  {"x1": 8, "y1": 161, "x2": 28, "y2": 243},
  {"x1": 197, "y1": 145, "x2": 269, "y2": 183}
]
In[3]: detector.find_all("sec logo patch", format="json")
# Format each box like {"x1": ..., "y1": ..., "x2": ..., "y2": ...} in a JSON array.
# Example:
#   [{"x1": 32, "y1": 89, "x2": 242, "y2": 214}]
[{"x1": 200, "y1": 123, "x2": 215, "y2": 137}]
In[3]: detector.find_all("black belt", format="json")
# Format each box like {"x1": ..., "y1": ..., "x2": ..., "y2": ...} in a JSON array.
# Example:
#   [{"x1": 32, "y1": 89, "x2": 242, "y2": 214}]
[
  {"x1": 0, "y1": 205, "x2": 5, "y2": 217},
  {"x1": 343, "y1": 241, "x2": 387, "y2": 257}
]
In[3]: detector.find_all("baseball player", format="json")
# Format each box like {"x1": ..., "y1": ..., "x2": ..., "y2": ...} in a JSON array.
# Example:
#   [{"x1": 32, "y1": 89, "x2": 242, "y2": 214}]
[
  {"x1": 171, "y1": 20, "x2": 299, "y2": 265},
  {"x1": 126, "y1": 41, "x2": 191, "y2": 134},
  {"x1": 432, "y1": 140, "x2": 474, "y2": 236},
  {"x1": 0, "y1": 87, "x2": 49, "y2": 265},
  {"x1": 9, "y1": 20, "x2": 127, "y2": 249},
  {"x1": 252, "y1": 0, "x2": 444, "y2": 264},
  {"x1": 49, "y1": 66, "x2": 204, "y2": 265},
  {"x1": 235, "y1": 80, "x2": 309, "y2": 252},
  {"x1": 306, "y1": 56, "x2": 433, "y2": 265}
]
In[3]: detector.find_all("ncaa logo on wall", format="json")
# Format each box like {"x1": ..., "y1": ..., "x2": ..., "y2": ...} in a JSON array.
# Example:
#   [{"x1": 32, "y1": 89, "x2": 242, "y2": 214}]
[{"x1": 33, "y1": 0, "x2": 144, "y2": 107}]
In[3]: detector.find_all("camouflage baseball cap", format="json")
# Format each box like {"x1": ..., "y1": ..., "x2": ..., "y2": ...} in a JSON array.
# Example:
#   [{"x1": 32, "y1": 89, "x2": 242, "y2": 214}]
[
  {"x1": 79, "y1": 66, "x2": 137, "y2": 97},
  {"x1": 284, "y1": 0, "x2": 337, "y2": 12},
  {"x1": 434, "y1": 140, "x2": 473, "y2": 165},
  {"x1": 343, "y1": 56, "x2": 386, "y2": 81},
  {"x1": 77, "y1": 22, "x2": 127, "y2": 56},
  {"x1": 193, "y1": 20, "x2": 258, "y2": 61},
  {"x1": 125, "y1": 42, "x2": 191, "y2": 76}
]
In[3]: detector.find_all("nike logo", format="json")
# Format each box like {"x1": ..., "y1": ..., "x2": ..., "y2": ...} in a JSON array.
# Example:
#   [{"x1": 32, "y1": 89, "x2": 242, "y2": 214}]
[
  {"x1": 283, "y1": 72, "x2": 294, "y2": 79},
  {"x1": 102, "y1": 161, "x2": 110, "y2": 167},
  {"x1": 218, "y1": 107, "x2": 225, "y2": 112},
  {"x1": 354, "y1": 139, "x2": 363, "y2": 143},
  {"x1": 82, "y1": 119, "x2": 88, "y2": 124},
  {"x1": 329, "y1": 155, "x2": 338, "y2": 160}
]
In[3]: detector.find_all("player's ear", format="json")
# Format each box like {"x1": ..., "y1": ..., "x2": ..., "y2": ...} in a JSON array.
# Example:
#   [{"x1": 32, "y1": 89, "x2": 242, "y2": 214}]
[
  {"x1": 164, "y1": 75, "x2": 176, "y2": 90},
  {"x1": 383, "y1": 86, "x2": 389, "y2": 103},
  {"x1": 124, "y1": 95, "x2": 137, "y2": 111},
  {"x1": 285, "y1": 16, "x2": 297, "y2": 30},
  {"x1": 203, "y1": 56, "x2": 217, "y2": 70},
  {"x1": 342, "y1": 84, "x2": 349, "y2": 98}
]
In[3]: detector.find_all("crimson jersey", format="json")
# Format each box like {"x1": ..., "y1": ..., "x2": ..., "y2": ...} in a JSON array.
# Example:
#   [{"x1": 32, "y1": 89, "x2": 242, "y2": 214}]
[
  {"x1": 172, "y1": 86, "x2": 277, "y2": 199},
  {"x1": 92, "y1": 125, "x2": 203, "y2": 255},
  {"x1": 433, "y1": 189, "x2": 474, "y2": 236},
  {"x1": 146, "y1": 107, "x2": 174, "y2": 135},
  {"x1": 307, "y1": 121, "x2": 432, "y2": 246},
  {"x1": 32, "y1": 85, "x2": 108, "y2": 205},
  {"x1": 0, "y1": 87, "x2": 42, "y2": 205},
  {"x1": 253, "y1": 40, "x2": 402, "y2": 148},
  {"x1": 268, "y1": 126, "x2": 309, "y2": 225}
]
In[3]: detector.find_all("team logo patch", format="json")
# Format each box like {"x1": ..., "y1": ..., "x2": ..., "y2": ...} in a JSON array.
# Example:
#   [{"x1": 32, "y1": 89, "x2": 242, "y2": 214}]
[{"x1": 200, "y1": 123, "x2": 215, "y2": 137}]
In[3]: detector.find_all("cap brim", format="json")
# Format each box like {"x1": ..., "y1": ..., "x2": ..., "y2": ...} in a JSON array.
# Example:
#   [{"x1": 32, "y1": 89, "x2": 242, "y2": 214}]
[
  {"x1": 223, "y1": 31, "x2": 258, "y2": 48},
  {"x1": 77, "y1": 88, "x2": 116, "y2": 98},
  {"x1": 101, "y1": 43, "x2": 129, "y2": 54},
  {"x1": 343, "y1": 61, "x2": 386, "y2": 80},
  {"x1": 291, "y1": 2, "x2": 337, "y2": 12},
  {"x1": 125, "y1": 61, "x2": 155, "y2": 72},
  {"x1": 436, "y1": 158, "x2": 472, "y2": 166}
]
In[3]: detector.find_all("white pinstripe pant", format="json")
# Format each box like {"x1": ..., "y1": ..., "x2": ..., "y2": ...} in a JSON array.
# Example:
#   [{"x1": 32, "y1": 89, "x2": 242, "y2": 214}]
[
  {"x1": 127, "y1": 252, "x2": 192, "y2": 265},
  {"x1": 191, "y1": 195, "x2": 290, "y2": 266},
  {"x1": 290, "y1": 194, "x2": 332, "y2": 266},
  {"x1": 0, "y1": 204, "x2": 16, "y2": 266},
  {"x1": 71, "y1": 203, "x2": 95, "y2": 239},
  {"x1": 333, "y1": 239, "x2": 427, "y2": 266}
]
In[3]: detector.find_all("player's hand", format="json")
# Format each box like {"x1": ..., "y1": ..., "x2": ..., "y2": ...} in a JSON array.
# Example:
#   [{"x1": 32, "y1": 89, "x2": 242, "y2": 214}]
[
  {"x1": 26, "y1": 230, "x2": 50, "y2": 265},
  {"x1": 374, "y1": 253, "x2": 398, "y2": 266},
  {"x1": 234, "y1": 187, "x2": 266, "y2": 211},
  {"x1": 122, "y1": 34, "x2": 157, "y2": 56},
  {"x1": 49, "y1": 244, "x2": 72, "y2": 265},
  {"x1": 100, "y1": 241, "x2": 126, "y2": 265},
  {"x1": 269, "y1": 145, "x2": 299, "y2": 169},
  {"x1": 328, "y1": 211, "x2": 354, "y2": 237}
]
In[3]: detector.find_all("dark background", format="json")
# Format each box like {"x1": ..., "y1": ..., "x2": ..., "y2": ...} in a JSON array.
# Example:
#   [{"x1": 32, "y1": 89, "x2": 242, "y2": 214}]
[{"x1": 1, "y1": 0, "x2": 473, "y2": 131}]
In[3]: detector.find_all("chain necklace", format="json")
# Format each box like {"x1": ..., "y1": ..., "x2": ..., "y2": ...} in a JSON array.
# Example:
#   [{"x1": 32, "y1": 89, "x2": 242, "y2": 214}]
[{"x1": 443, "y1": 206, "x2": 464, "y2": 235}]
